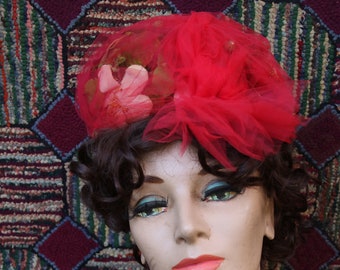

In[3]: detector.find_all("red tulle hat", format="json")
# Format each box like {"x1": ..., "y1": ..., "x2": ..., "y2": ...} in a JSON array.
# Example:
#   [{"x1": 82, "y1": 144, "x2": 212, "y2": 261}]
[{"x1": 76, "y1": 12, "x2": 301, "y2": 169}]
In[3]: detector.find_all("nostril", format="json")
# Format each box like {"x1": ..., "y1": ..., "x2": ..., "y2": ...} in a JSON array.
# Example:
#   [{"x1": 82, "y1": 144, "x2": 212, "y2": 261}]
[{"x1": 174, "y1": 217, "x2": 211, "y2": 244}]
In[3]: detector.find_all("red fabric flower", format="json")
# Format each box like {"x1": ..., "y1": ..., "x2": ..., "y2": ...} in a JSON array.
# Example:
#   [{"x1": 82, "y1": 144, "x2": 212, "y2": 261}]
[
  {"x1": 77, "y1": 64, "x2": 152, "y2": 135},
  {"x1": 98, "y1": 64, "x2": 152, "y2": 123}
]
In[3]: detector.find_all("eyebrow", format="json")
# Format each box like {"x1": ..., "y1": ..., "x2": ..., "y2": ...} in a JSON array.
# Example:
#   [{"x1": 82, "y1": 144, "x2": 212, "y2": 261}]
[{"x1": 144, "y1": 175, "x2": 164, "y2": 184}]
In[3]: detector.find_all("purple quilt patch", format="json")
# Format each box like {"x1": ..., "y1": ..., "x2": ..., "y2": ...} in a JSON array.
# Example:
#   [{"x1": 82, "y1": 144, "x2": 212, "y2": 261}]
[
  {"x1": 32, "y1": 90, "x2": 88, "y2": 161},
  {"x1": 35, "y1": 217, "x2": 100, "y2": 270},
  {"x1": 302, "y1": 0, "x2": 340, "y2": 39},
  {"x1": 30, "y1": 0, "x2": 97, "y2": 34},
  {"x1": 288, "y1": 227, "x2": 339, "y2": 269},
  {"x1": 164, "y1": 0, "x2": 236, "y2": 14},
  {"x1": 295, "y1": 105, "x2": 340, "y2": 169}
]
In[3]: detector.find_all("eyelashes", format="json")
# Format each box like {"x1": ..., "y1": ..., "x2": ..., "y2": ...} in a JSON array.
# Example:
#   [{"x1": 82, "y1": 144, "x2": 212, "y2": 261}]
[
  {"x1": 129, "y1": 180, "x2": 243, "y2": 219},
  {"x1": 202, "y1": 181, "x2": 241, "y2": 202},
  {"x1": 130, "y1": 196, "x2": 167, "y2": 218}
]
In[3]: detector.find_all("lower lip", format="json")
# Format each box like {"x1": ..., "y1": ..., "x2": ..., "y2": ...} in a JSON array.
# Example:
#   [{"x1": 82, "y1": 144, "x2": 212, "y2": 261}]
[{"x1": 172, "y1": 257, "x2": 224, "y2": 270}]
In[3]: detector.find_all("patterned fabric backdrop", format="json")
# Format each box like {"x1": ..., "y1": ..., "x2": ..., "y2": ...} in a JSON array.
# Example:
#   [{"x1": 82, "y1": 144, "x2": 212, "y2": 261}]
[{"x1": 0, "y1": 0, "x2": 339, "y2": 269}]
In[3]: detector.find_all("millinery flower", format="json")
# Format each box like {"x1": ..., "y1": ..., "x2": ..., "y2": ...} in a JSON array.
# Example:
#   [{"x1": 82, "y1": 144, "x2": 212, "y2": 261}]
[
  {"x1": 77, "y1": 63, "x2": 153, "y2": 135},
  {"x1": 98, "y1": 64, "x2": 153, "y2": 128}
]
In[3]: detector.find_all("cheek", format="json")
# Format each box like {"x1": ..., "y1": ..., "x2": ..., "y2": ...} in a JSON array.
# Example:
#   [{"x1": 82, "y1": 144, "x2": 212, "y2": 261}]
[
  {"x1": 130, "y1": 219, "x2": 153, "y2": 250},
  {"x1": 207, "y1": 196, "x2": 267, "y2": 266},
  {"x1": 236, "y1": 210, "x2": 267, "y2": 252},
  {"x1": 210, "y1": 203, "x2": 266, "y2": 244},
  {"x1": 129, "y1": 218, "x2": 171, "y2": 267}
]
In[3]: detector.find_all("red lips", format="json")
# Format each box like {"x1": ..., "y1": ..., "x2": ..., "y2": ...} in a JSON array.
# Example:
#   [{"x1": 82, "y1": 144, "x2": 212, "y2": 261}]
[{"x1": 172, "y1": 255, "x2": 224, "y2": 270}]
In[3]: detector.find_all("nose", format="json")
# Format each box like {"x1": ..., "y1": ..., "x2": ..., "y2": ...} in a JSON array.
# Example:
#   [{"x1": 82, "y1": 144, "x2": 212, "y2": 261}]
[{"x1": 174, "y1": 199, "x2": 211, "y2": 244}]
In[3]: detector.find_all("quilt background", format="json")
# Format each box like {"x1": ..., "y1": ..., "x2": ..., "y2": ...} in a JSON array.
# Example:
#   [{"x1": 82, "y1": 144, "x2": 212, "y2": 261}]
[{"x1": 0, "y1": 0, "x2": 339, "y2": 269}]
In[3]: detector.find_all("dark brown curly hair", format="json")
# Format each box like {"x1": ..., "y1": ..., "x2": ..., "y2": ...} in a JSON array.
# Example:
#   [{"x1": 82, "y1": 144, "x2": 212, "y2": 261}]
[{"x1": 70, "y1": 117, "x2": 309, "y2": 268}]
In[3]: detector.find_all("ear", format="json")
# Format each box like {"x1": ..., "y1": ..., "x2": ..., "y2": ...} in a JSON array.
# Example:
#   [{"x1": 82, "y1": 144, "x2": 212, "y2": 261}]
[
  {"x1": 264, "y1": 197, "x2": 275, "y2": 240},
  {"x1": 141, "y1": 253, "x2": 146, "y2": 265}
]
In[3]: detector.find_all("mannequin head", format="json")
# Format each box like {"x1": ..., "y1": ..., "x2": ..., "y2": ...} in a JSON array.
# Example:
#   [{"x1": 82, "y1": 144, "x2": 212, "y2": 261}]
[
  {"x1": 73, "y1": 119, "x2": 307, "y2": 269},
  {"x1": 71, "y1": 12, "x2": 308, "y2": 269},
  {"x1": 129, "y1": 141, "x2": 274, "y2": 270}
]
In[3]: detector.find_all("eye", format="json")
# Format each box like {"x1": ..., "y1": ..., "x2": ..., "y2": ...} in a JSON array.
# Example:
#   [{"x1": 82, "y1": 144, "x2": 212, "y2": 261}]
[
  {"x1": 202, "y1": 180, "x2": 241, "y2": 202},
  {"x1": 130, "y1": 196, "x2": 167, "y2": 218}
]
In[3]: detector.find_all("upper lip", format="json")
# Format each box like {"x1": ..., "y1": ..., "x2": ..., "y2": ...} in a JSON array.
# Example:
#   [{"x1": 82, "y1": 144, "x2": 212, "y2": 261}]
[{"x1": 172, "y1": 255, "x2": 224, "y2": 270}]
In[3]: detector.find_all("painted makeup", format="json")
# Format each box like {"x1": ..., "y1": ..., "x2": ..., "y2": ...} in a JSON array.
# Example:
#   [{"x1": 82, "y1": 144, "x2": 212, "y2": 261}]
[
  {"x1": 129, "y1": 142, "x2": 274, "y2": 270},
  {"x1": 172, "y1": 255, "x2": 224, "y2": 270}
]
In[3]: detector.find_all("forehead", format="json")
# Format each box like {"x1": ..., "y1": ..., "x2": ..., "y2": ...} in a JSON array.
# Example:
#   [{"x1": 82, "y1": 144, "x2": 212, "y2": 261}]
[{"x1": 140, "y1": 142, "x2": 203, "y2": 177}]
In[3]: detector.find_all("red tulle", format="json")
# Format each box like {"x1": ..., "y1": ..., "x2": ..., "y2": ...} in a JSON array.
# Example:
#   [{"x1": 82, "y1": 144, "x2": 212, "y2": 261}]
[{"x1": 76, "y1": 12, "x2": 302, "y2": 169}]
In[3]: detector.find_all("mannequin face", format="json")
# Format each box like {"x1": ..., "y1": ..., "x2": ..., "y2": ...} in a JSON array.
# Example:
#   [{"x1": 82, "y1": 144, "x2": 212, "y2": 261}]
[{"x1": 129, "y1": 142, "x2": 274, "y2": 270}]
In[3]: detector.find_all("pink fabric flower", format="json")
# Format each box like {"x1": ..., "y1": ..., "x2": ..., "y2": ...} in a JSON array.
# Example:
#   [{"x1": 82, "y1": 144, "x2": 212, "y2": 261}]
[{"x1": 97, "y1": 64, "x2": 153, "y2": 126}]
